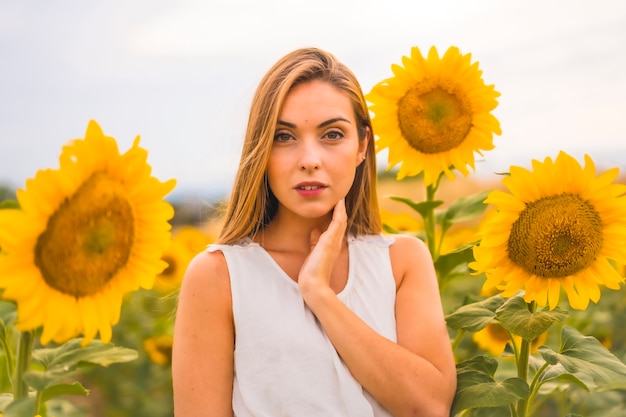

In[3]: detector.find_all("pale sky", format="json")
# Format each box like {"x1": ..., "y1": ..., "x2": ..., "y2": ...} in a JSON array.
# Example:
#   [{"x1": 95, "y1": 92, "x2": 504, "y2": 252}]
[{"x1": 1, "y1": 0, "x2": 625, "y2": 200}]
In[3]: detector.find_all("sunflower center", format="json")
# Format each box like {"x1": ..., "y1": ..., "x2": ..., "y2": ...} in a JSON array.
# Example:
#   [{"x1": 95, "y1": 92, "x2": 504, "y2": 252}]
[
  {"x1": 160, "y1": 255, "x2": 177, "y2": 280},
  {"x1": 397, "y1": 85, "x2": 473, "y2": 154},
  {"x1": 487, "y1": 323, "x2": 509, "y2": 342},
  {"x1": 35, "y1": 172, "x2": 135, "y2": 297},
  {"x1": 507, "y1": 193, "x2": 603, "y2": 278}
]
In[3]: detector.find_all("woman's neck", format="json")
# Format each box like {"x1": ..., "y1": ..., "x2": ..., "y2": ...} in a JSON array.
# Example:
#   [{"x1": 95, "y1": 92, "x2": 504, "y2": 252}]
[{"x1": 256, "y1": 211, "x2": 333, "y2": 254}]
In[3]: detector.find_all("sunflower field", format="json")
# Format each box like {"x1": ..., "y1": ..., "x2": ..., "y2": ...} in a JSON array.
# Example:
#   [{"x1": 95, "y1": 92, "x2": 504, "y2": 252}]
[{"x1": 1, "y1": 45, "x2": 626, "y2": 417}]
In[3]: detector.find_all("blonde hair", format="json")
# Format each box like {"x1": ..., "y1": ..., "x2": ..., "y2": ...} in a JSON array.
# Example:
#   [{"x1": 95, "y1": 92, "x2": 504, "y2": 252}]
[{"x1": 218, "y1": 47, "x2": 381, "y2": 244}]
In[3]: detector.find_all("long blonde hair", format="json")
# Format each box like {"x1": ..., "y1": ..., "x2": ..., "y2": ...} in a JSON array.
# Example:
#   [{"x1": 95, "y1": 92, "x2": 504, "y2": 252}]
[{"x1": 217, "y1": 47, "x2": 381, "y2": 244}]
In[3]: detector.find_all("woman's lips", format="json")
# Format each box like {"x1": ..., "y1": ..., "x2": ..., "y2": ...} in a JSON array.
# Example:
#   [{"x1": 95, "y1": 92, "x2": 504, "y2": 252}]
[{"x1": 295, "y1": 182, "x2": 327, "y2": 197}]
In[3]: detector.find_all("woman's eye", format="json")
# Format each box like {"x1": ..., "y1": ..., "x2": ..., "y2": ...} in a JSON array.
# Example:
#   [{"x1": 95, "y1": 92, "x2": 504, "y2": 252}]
[
  {"x1": 325, "y1": 130, "x2": 344, "y2": 140},
  {"x1": 274, "y1": 132, "x2": 292, "y2": 142}
]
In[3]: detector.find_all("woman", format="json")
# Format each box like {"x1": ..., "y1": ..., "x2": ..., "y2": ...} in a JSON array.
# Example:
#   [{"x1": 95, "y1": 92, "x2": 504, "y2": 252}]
[{"x1": 172, "y1": 47, "x2": 456, "y2": 417}]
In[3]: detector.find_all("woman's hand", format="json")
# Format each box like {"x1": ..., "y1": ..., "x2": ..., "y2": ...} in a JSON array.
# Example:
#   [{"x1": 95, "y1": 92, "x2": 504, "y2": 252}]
[{"x1": 298, "y1": 199, "x2": 347, "y2": 303}]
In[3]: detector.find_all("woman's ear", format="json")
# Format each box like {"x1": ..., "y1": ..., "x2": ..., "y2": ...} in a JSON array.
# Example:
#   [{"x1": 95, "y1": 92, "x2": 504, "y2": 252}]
[{"x1": 357, "y1": 126, "x2": 371, "y2": 163}]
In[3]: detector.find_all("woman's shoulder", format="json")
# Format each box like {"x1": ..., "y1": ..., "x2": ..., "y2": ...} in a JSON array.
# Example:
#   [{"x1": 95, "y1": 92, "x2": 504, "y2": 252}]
[
  {"x1": 187, "y1": 248, "x2": 229, "y2": 274},
  {"x1": 388, "y1": 233, "x2": 429, "y2": 254},
  {"x1": 386, "y1": 234, "x2": 433, "y2": 287},
  {"x1": 179, "y1": 249, "x2": 231, "y2": 302}
]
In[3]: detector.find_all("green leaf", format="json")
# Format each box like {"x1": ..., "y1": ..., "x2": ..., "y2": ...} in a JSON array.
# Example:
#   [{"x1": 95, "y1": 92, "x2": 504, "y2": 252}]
[
  {"x1": 32, "y1": 338, "x2": 138, "y2": 369},
  {"x1": 381, "y1": 224, "x2": 425, "y2": 242},
  {"x1": 2, "y1": 396, "x2": 36, "y2": 417},
  {"x1": 601, "y1": 379, "x2": 626, "y2": 391},
  {"x1": 456, "y1": 355, "x2": 499, "y2": 378},
  {"x1": 538, "y1": 326, "x2": 626, "y2": 391},
  {"x1": 0, "y1": 301, "x2": 17, "y2": 346},
  {"x1": 0, "y1": 393, "x2": 13, "y2": 410},
  {"x1": 445, "y1": 295, "x2": 506, "y2": 332},
  {"x1": 388, "y1": 196, "x2": 444, "y2": 220},
  {"x1": 0, "y1": 300, "x2": 17, "y2": 328},
  {"x1": 382, "y1": 223, "x2": 401, "y2": 234},
  {"x1": 27, "y1": 338, "x2": 137, "y2": 389},
  {"x1": 23, "y1": 368, "x2": 71, "y2": 392},
  {"x1": 495, "y1": 296, "x2": 568, "y2": 340},
  {"x1": 434, "y1": 241, "x2": 477, "y2": 281},
  {"x1": 0, "y1": 200, "x2": 20, "y2": 210},
  {"x1": 41, "y1": 382, "x2": 89, "y2": 402},
  {"x1": 452, "y1": 377, "x2": 529, "y2": 415},
  {"x1": 436, "y1": 190, "x2": 489, "y2": 233},
  {"x1": 45, "y1": 397, "x2": 88, "y2": 417},
  {"x1": 536, "y1": 363, "x2": 591, "y2": 393},
  {"x1": 452, "y1": 355, "x2": 529, "y2": 415}
]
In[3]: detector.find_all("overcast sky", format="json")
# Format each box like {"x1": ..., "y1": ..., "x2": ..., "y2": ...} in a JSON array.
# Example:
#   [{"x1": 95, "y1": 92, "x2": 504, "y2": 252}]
[{"x1": 1, "y1": 0, "x2": 625, "y2": 200}]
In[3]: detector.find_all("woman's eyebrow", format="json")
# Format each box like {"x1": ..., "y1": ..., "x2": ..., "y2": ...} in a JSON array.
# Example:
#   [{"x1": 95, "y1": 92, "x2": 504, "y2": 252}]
[
  {"x1": 318, "y1": 117, "x2": 351, "y2": 128},
  {"x1": 276, "y1": 120, "x2": 296, "y2": 128},
  {"x1": 276, "y1": 117, "x2": 351, "y2": 129}
]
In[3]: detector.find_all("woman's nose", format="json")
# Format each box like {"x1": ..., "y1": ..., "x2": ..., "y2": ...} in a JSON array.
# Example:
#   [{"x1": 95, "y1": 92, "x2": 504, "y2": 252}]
[{"x1": 298, "y1": 141, "x2": 321, "y2": 170}]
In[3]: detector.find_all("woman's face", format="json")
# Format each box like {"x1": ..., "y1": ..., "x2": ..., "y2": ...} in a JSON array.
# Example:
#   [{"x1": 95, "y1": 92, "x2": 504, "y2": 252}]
[{"x1": 267, "y1": 80, "x2": 368, "y2": 222}]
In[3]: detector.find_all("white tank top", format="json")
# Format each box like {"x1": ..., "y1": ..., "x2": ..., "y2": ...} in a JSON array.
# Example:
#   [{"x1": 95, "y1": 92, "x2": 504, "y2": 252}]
[{"x1": 207, "y1": 234, "x2": 397, "y2": 417}]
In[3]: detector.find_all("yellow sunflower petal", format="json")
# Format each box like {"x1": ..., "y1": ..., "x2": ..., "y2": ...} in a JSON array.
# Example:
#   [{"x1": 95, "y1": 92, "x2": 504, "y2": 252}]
[
  {"x1": 561, "y1": 277, "x2": 589, "y2": 310},
  {"x1": 524, "y1": 276, "x2": 549, "y2": 307},
  {"x1": 547, "y1": 278, "x2": 562, "y2": 310},
  {"x1": 484, "y1": 190, "x2": 525, "y2": 212},
  {"x1": 39, "y1": 293, "x2": 78, "y2": 345},
  {"x1": 592, "y1": 257, "x2": 625, "y2": 290}
]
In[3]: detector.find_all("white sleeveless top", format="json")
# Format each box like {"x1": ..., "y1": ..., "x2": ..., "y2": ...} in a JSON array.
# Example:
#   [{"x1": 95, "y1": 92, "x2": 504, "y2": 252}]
[{"x1": 207, "y1": 234, "x2": 397, "y2": 417}]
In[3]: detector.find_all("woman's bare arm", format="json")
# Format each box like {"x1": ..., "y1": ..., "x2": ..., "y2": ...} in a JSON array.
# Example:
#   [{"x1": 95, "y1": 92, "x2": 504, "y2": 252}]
[{"x1": 172, "y1": 251, "x2": 234, "y2": 417}]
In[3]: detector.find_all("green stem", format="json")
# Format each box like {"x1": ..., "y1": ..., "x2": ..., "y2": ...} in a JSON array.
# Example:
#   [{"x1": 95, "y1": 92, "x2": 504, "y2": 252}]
[
  {"x1": 0, "y1": 332, "x2": 15, "y2": 385},
  {"x1": 508, "y1": 331, "x2": 520, "y2": 359},
  {"x1": 425, "y1": 183, "x2": 438, "y2": 260},
  {"x1": 451, "y1": 328, "x2": 466, "y2": 352},
  {"x1": 526, "y1": 362, "x2": 549, "y2": 415},
  {"x1": 516, "y1": 337, "x2": 531, "y2": 417},
  {"x1": 13, "y1": 330, "x2": 34, "y2": 400},
  {"x1": 35, "y1": 390, "x2": 44, "y2": 415},
  {"x1": 516, "y1": 302, "x2": 536, "y2": 417},
  {"x1": 509, "y1": 403, "x2": 519, "y2": 417}
]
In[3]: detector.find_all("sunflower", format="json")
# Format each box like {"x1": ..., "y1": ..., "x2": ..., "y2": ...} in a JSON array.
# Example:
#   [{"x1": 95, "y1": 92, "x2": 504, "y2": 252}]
[
  {"x1": 380, "y1": 209, "x2": 422, "y2": 233},
  {"x1": 143, "y1": 334, "x2": 174, "y2": 365},
  {"x1": 367, "y1": 46, "x2": 501, "y2": 186},
  {"x1": 440, "y1": 226, "x2": 479, "y2": 255},
  {"x1": 0, "y1": 120, "x2": 176, "y2": 345},
  {"x1": 173, "y1": 225, "x2": 214, "y2": 254},
  {"x1": 154, "y1": 236, "x2": 193, "y2": 294},
  {"x1": 472, "y1": 322, "x2": 511, "y2": 356},
  {"x1": 473, "y1": 322, "x2": 547, "y2": 356},
  {"x1": 153, "y1": 226, "x2": 213, "y2": 294},
  {"x1": 470, "y1": 151, "x2": 626, "y2": 310}
]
